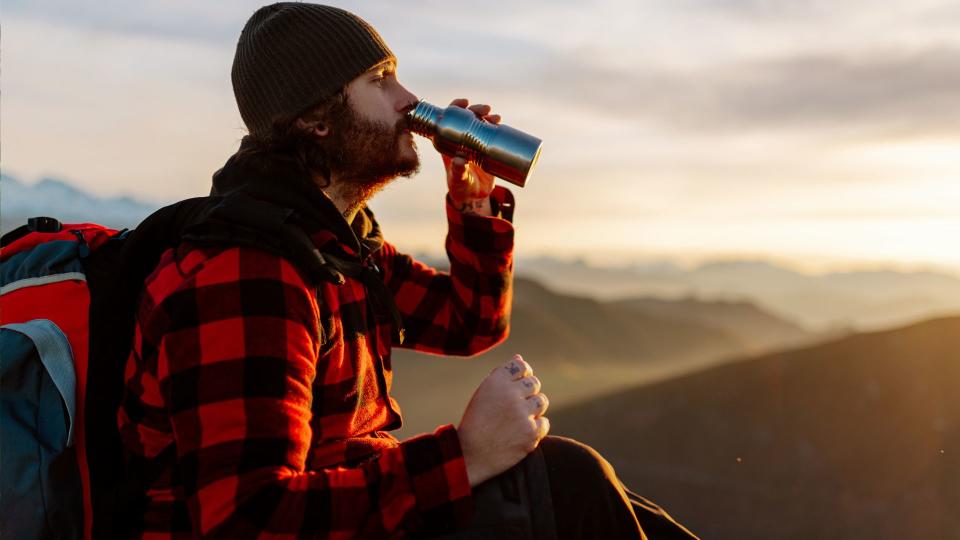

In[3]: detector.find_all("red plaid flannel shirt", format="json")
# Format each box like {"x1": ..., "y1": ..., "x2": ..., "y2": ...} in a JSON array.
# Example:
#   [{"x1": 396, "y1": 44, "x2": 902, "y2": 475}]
[{"x1": 118, "y1": 186, "x2": 515, "y2": 539}]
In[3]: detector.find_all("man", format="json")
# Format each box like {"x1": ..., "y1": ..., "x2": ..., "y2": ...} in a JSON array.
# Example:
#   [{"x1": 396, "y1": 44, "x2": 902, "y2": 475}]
[{"x1": 118, "y1": 3, "x2": 697, "y2": 539}]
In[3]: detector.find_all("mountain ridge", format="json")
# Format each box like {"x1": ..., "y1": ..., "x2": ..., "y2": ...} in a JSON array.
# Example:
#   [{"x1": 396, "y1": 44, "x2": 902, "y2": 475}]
[
  {"x1": 550, "y1": 315, "x2": 960, "y2": 540},
  {"x1": 7, "y1": 174, "x2": 960, "y2": 333},
  {"x1": 390, "y1": 275, "x2": 816, "y2": 438},
  {"x1": 2, "y1": 174, "x2": 160, "y2": 232}
]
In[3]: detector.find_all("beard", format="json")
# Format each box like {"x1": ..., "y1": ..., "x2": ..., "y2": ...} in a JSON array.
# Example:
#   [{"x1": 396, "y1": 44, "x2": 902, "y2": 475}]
[{"x1": 322, "y1": 103, "x2": 421, "y2": 205}]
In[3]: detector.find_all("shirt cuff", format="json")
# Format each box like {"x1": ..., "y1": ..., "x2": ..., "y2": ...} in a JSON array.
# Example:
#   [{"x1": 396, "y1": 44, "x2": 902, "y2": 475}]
[
  {"x1": 400, "y1": 424, "x2": 475, "y2": 535},
  {"x1": 446, "y1": 185, "x2": 516, "y2": 223},
  {"x1": 445, "y1": 186, "x2": 515, "y2": 255}
]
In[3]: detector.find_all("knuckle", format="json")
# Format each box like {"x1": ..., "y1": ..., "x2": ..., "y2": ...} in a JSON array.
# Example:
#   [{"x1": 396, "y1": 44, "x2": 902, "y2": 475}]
[
  {"x1": 526, "y1": 418, "x2": 540, "y2": 437},
  {"x1": 527, "y1": 392, "x2": 548, "y2": 410},
  {"x1": 503, "y1": 358, "x2": 525, "y2": 378},
  {"x1": 515, "y1": 398, "x2": 531, "y2": 416},
  {"x1": 520, "y1": 376, "x2": 539, "y2": 393},
  {"x1": 518, "y1": 358, "x2": 533, "y2": 375}
]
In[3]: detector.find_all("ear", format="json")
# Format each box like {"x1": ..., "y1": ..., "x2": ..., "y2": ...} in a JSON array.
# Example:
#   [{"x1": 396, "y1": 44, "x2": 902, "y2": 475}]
[{"x1": 295, "y1": 117, "x2": 330, "y2": 137}]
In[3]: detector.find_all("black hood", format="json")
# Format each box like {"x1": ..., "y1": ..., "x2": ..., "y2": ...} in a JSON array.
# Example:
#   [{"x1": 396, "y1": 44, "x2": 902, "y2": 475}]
[{"x1": 210, "y1": 137, "x2": 384, "y2": 261}]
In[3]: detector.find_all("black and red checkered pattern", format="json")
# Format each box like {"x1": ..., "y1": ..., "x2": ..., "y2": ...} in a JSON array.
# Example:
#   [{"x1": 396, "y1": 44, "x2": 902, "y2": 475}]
[{"x1": 118, "y1": 186, "x2": 515, "y2": 539}]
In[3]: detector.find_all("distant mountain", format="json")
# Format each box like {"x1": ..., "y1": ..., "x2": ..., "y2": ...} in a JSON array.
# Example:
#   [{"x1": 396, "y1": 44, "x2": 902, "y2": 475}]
[
  {"x1": 518, "y1": 256, "x2": 960, "y2": 332},
  {"x1": 506, "y1": 277, "x2": 814, "y2": 363},
  {"x1": 1, "y1": 174, "x2": 160, "y2": 233},
  {"x1": 550, "y1": 316, "x2": 960, "y2": 540},
  {"x1": 609, "y1": 296, "x2": 813, "y2": 353},
  {"x1": 6, "y1": 175, "x2": 956, "y2": 334},
  {"x1": 390, "y1": 276, "x2": 815, "y2": 438}
]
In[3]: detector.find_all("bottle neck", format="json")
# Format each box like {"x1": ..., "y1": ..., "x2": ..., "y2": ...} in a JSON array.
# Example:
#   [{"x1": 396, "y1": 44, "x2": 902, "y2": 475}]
[{"x1": 405, "y1": 100, "x2": 442, "y2": 137}]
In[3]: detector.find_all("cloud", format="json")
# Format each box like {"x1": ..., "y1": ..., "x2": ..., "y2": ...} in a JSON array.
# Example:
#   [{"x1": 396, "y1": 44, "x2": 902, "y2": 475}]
[
  {"x1": 453, "y1": 45, "x2": 960, "y2": 140},
  {"x1": 5, "y1": 0, "x2": 960, "y2": 269},
  {"x1": 683, "y1": 46, "x2": 960, "y2": 136},
  {"x1": 667, "y1": 0, "x2": 954, "y2": 21},
  {"x1": 0, "y1": 0, "x2": 549, "y2": 49},
  {"x1": 1, "y1": 0, "x2": 250, "y2": 45}
]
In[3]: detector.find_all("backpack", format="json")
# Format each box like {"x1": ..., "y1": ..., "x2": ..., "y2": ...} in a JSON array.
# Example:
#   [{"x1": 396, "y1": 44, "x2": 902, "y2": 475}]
[{"x1": 0, "y1": 194, "x2": 403, "y2": 539}]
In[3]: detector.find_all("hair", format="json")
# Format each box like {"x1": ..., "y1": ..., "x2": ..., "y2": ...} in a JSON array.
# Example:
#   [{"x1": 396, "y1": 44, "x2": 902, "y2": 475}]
[{"x1": 233, "y1": 86, "x2": 352, "y2": 188}]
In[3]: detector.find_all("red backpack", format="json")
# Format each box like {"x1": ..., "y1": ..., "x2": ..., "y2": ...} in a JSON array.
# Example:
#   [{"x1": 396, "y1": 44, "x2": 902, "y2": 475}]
[
  {"x1": 0, "y1": 195, "x2": 368, "y2": 539},
  {"x1": 1, "y1": 220, "x2": 120, "y2": 540}
]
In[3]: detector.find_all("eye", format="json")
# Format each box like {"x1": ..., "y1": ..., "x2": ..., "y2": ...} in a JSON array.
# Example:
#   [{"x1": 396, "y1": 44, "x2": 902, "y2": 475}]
[{"x1": 373, "y1": 70, "x2": 396, "y2": 87}]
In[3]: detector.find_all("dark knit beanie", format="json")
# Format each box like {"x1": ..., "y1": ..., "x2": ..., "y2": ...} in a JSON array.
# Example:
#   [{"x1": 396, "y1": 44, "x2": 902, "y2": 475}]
[{"x1": 232, "y1": 2, "x2": 395, "y2": 139}]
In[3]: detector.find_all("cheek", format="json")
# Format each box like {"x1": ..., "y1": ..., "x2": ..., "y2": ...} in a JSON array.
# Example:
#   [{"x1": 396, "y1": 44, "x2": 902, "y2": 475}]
[
  {"x1": 346, "y1": 86, "x2": 382, "y2": 115},
  {"x1": 357, "y1": 101, "x2": 395, "y2": 127}
]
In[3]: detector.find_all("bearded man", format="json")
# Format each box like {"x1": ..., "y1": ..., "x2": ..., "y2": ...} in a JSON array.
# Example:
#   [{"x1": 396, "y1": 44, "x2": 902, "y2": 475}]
[{"x1": 118, "y1": 3, "x2": 697, "y2": 539}]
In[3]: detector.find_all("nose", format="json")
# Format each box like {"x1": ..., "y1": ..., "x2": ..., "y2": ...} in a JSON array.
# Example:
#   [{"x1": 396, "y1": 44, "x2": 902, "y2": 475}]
[{"x1": 396, "y1": 83, "x2": 419, "y2": 115}]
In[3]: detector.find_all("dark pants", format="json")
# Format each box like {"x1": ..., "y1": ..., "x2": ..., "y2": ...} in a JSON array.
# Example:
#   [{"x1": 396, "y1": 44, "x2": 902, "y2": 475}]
[{"x1": 428, "y1": 436, "x2": 698, "y2": 540}]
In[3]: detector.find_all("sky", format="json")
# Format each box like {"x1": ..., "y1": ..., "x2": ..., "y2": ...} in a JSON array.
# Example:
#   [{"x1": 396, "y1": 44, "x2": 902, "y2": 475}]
[{"x1": 4, "y1": 0, "x2": 960, "y2": 272}]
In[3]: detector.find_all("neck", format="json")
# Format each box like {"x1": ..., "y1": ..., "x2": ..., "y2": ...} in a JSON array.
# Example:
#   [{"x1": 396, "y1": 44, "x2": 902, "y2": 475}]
[
  {"x1": 314, "y1": 171, "x2": 390, "y2": 224},
  {"x1": 320, "y1": 182, "x2": 364, "y2": 224}
]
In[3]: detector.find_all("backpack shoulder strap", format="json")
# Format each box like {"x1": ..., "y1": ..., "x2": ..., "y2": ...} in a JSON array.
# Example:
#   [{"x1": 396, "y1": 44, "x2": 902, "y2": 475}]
[
  {"x1": 2, "y1": 320, "x2": 78, "y2": 447},
  {"x1": 181, "y1": 193, "x2": 347, "y2": 285}
]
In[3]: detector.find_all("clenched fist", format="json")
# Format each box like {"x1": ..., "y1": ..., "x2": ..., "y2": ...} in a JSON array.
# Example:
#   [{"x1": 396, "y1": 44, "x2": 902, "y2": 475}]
[{"x1": 456, "y1": 354, "x2": 550, "y2": 487}]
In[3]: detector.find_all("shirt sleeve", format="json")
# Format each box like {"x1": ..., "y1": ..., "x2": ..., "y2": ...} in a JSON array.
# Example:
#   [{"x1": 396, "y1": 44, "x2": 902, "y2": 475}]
[
  {"x1": 375, "y1": 185, "x2": 515, "y2": 357},
  {"x1": 156, "y1": 247, "x2": 473, "y2": 539}
]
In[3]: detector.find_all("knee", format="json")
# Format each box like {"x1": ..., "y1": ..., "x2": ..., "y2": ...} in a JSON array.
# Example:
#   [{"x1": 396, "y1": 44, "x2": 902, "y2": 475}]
[
  {"x1": 539, "y1": 435, "x2": 609, "y2": 467},
  {"x1": 537, "y1": 435, "x2": 620, "y2": 489}
]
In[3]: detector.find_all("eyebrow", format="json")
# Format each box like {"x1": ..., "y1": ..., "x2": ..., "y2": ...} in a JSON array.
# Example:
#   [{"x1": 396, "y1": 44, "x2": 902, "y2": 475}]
[{"x1": 367, "y1": 59, "x2": 396, "y2": 74}]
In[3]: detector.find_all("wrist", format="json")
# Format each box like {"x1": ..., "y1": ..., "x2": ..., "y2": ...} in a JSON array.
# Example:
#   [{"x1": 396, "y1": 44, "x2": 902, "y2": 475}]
[
  {"x1": 456, "y1": 434, "x2": 489, "y2": 487},
  {"x1": 451, "y1": 196, "x2": 493, "y2": 216}
]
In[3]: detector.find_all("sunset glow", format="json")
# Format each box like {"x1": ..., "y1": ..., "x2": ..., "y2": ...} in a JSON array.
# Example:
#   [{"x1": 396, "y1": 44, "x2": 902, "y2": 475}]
[{"x1": 4, "y1": 0, "x2": 960, "y2": 272}]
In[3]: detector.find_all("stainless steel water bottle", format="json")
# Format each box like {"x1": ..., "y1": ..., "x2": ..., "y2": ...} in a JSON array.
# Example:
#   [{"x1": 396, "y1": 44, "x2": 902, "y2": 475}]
[{"x1": 405, "y1": 100, "x2": 543, "y2": 187}]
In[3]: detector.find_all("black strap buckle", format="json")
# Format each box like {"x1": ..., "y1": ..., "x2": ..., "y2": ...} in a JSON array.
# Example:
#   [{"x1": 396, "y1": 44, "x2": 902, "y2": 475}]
[{"x1": 28, "y1": 216, "x2": 62, "y2": 233}]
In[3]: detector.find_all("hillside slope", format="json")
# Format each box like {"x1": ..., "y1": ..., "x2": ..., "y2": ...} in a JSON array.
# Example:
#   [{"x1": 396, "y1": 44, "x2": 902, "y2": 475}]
[
  {"x1": 391, "y1": 276, "x2": 813, "y2": 438},
  {"x1": 551, "y1": 316, "x2": 960, "y2": 539}
]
